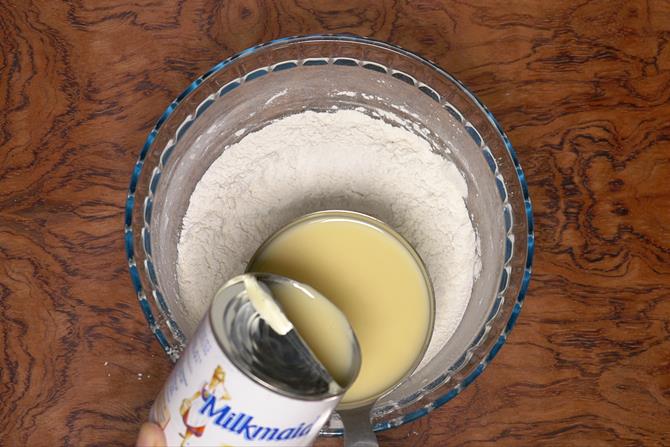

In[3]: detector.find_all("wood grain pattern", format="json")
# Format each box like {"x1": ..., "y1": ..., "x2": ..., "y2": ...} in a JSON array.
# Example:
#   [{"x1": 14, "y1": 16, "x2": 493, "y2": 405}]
[{"x1": 1, "y1": 0, "x2": 669, "y2": 445}]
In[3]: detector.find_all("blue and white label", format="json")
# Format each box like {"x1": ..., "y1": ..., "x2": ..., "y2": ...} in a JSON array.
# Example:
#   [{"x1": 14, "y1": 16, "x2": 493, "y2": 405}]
[{"x1": 150, "y1": 315, "x2": 336, "y2": 446}]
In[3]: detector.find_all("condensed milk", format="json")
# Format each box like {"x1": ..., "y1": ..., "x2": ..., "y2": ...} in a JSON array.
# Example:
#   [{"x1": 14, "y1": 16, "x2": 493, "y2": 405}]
[
  {"x1": 267, "y1": 279, "x2": 360, "y2": 388},
  {"x1": 249, "y1": 211, "x2": 434, "y2": 408}
]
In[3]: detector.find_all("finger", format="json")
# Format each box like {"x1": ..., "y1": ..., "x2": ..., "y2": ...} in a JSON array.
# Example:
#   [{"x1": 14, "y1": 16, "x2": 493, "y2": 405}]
[{"x1": 136, "y1": 422, "x2": 167, "y2": 447}]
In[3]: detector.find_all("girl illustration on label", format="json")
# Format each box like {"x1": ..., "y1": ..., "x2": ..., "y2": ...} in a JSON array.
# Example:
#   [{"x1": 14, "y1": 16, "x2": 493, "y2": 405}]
[{"x1": 179, "y1": 365, "x2": 230, "y2": 446}]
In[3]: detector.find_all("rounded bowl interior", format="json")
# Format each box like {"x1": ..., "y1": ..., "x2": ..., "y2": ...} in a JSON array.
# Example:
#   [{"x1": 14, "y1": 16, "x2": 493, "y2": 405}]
[{"x1": 125, "y1": 35, "x2": 533, "y2": 434}]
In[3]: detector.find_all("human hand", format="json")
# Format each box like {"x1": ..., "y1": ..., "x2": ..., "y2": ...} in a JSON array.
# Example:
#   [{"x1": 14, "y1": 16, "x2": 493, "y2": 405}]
[{"x1": 136, "y1": 422, "x2": 166, "y2": 447}]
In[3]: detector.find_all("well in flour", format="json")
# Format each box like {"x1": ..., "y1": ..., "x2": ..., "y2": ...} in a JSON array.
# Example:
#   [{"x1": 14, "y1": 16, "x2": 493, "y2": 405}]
[{"x1": 176, "y1": 108, "x2": 480, "y2": 365}]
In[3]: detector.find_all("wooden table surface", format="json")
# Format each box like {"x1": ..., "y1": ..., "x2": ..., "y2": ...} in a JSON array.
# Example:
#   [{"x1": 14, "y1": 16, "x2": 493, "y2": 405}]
[{"x1": 2, "y1": 1, "x2": 670, "y2": 445}]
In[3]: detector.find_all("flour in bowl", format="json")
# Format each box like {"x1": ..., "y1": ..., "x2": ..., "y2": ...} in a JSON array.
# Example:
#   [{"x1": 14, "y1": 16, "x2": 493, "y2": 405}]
[{"x1": 176, "y1": 109, "x2": 480, "y2": 365}]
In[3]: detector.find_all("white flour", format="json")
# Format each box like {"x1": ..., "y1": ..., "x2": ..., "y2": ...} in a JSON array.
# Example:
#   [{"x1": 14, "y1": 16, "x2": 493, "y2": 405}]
[{"x1": 176, "y1": 109, "x2": 480, "y2": 365}]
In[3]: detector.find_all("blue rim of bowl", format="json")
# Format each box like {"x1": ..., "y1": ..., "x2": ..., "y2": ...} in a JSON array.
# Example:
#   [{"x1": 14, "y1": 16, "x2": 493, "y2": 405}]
[{"x1": 124, "y1": 33, "x2": 534, "y2": 433}]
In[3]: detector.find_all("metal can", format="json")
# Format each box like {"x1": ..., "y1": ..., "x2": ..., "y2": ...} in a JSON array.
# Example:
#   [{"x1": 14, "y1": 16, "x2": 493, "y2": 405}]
[{"x1": 149, "y1": 273, "x2": 357, "y2": 446}]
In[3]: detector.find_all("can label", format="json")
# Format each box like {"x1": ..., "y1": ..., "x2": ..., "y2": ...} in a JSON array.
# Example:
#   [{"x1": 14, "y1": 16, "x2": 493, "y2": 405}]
[{"x1": 150, "y1": 316, "x2": 337, "y2": 446}]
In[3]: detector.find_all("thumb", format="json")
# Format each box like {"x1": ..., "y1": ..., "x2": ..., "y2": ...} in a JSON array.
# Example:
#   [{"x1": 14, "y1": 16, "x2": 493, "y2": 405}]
[{"x1": 136, "y1": 422, "x2": 167, "y2": 447}]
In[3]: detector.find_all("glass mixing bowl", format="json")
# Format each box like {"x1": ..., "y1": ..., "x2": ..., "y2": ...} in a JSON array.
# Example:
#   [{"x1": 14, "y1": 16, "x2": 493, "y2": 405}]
[{"x1": 125, "y1": 34, "x2": 533, "y2": 434}]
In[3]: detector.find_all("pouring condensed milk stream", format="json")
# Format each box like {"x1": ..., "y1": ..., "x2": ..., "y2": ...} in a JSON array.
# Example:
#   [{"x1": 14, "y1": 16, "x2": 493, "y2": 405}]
[{"x1": 149, "y1": 211, "x2": 435, "y2": 446}]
